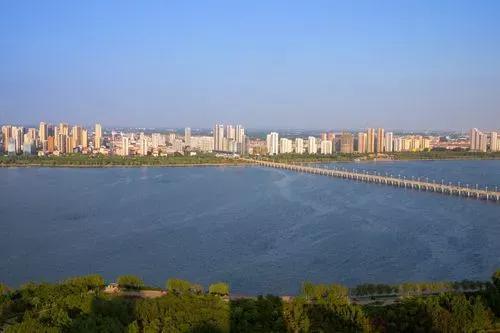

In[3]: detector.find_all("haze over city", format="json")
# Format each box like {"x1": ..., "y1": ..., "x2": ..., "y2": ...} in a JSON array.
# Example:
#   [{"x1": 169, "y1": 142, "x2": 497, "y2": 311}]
[{"x1": 1, "y1": 0, "x2": 499, "y2": 130}]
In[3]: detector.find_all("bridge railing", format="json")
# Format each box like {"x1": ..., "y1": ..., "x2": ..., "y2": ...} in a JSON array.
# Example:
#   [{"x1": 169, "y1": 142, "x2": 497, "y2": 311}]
[{"x1": 241, "y1": 158, "x2": 500, "y2": 201}]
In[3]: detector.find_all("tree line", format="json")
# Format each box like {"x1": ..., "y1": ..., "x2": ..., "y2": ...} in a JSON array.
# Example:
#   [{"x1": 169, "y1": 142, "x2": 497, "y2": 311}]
[{"x1": 1, "y1": 270, "x2": 499, "y2": 332}]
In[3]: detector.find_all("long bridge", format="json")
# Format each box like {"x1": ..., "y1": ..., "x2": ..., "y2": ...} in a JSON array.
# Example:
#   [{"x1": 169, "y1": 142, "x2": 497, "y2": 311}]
[{"x1": 242, "y1": 158, "x2": 500, "y2": 202}]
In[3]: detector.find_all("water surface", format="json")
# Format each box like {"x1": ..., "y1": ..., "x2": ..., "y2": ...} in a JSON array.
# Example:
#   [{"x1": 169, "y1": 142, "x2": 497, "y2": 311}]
[{"x1": 0, "y1": 160, "x2": 499, "y2": 294}]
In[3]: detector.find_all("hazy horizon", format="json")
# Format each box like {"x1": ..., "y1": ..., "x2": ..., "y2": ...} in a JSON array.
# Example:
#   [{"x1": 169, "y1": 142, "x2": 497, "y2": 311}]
[{"x1": 1, "y1": 1, "x2": 499, "y2": 130}]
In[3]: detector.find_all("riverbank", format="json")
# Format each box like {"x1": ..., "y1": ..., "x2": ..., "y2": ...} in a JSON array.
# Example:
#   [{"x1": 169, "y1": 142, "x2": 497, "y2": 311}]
[
  {"x1": 0, "y1": 154, "x2": 250, "y2": 168},
  {"x1": 1, "y1": 151, "x2": 499, "y2": 167}
]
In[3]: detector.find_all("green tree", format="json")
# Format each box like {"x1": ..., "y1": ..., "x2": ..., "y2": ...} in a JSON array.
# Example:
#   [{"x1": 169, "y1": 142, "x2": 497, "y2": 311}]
[
  {"x1": 209, "y1": 282, "x2": 230, "y2": 296},
  {"x1": 492, "y1": 269, "x2": 500, "y2": 289},
  {"x1": 117, "y1": 275, "x2": 144, "y2": 290},
  {"x1": 166, "y1": 278, "x2": 192, "y2": 294}
]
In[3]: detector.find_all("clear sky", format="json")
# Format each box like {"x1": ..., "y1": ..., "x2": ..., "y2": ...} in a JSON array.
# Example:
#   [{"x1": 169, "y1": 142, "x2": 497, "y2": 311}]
[{"x1": 1, "y1": 0, "x2": 499, "y2": 130}]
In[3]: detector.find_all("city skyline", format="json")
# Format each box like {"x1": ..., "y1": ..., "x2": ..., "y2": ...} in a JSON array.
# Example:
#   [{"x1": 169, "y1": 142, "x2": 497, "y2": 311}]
[{"x1": 1, "y1": 1, "x2": 500, "y2": 130}]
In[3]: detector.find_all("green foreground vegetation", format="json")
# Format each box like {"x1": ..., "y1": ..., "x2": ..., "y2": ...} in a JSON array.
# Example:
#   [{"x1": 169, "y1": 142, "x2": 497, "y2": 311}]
[
  {"x1": 0, "y1": 154, "x2": 246, "y2": 167},
  {"x1": 1, "y1": 270, "x2": 499, "y2": 332}
]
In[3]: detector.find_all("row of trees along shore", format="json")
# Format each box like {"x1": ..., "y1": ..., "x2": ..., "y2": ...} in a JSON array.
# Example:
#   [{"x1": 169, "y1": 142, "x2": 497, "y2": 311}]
[
  {"x1": 1, "y1": 149, "x2": 500, "y2": 167},
  {"x1": 1, "y1": 270, "x2": 499, "y2": 332}
]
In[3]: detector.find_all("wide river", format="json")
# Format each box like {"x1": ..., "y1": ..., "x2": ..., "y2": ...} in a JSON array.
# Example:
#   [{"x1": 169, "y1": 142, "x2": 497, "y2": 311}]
[{"x1": 1, "y1": 160, "x2": 499, "y2": 295}]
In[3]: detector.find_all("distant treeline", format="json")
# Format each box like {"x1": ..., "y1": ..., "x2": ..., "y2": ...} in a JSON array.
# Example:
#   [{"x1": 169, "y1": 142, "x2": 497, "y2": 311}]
[
  {"x1": 1, "y1": 270, "x2": 499, "y2": 332},
  {"x1": 0, "y1": 154, "x2": 246, "y2": 167},
  {"x1": 261, "y1": 150, "x2": 500, "y2": 163}
]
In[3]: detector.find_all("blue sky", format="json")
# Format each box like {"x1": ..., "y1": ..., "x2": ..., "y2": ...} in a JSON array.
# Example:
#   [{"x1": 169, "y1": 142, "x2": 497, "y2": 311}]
[{"x1": 0, "y1": 0, "x2": 499, "y2": 130}]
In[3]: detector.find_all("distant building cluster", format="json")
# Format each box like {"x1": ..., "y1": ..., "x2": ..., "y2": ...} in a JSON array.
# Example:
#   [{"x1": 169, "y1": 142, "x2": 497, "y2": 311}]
[
  {"x1": 470, "y1": 128, "x2": 498, "y2": 152},
  {"x1": 0, "y1": 122, "x2": 216, "y2": 157},
  {"x1": 265, "y1": 128, "x2": 432, "y2": 155},
  {"x1": 213, "y1": 124, "x2": 247, "y2": 154},
  {"x1": 262, "y1": 128, "x2": 499, "y2": 156},
  {"x1": 1, "y1": 122, "x2": 499, "y2": 157}
]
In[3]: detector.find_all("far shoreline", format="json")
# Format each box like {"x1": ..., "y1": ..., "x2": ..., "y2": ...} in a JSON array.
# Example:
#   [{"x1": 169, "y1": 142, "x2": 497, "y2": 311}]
[{"x1": 1, "y1": 156, "x2": 499, "y2": 168}]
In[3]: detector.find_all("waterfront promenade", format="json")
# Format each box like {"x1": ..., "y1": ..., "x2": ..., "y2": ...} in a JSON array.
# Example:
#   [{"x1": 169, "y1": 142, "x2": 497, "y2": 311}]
[{"x1": 243, "y1": 158, "x2": 500, "y2": 202}]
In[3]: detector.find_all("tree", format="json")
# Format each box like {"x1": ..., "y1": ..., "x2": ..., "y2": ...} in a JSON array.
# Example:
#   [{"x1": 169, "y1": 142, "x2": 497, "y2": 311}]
[
  {"x1": 493, "y1": 269, "x2": 500, "y2": 289},
  {"x1": 117, "y1": 275, "x2": 144, "y2": 290},
  {"x1": 64, "y1": 274, "x2": 104, "y2": 290},
  {"x1": 0, "y1": 283, "x2": 8, "y2": 295},
  {"x1": 209, "y1": 282, "x2": 230, "y2": 296},
  {"x1": 166, "y1": 278, "x2": 192, "y2": 294}
]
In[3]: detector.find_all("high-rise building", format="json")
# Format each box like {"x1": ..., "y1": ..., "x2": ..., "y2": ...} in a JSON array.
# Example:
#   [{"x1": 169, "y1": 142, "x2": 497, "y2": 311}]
[
  {"x1": 71, "y1": 126, "x2": 82, "y2": 149},
  {"x1": 308, "y1": 136, "x2": 317, "y2": 154},
  {"x1": 235, "y1": 125, "x2": 245, "y2": 144},
  {"x1": 320, "y1": 140, "x2": 332, "y2": 155},
  {"x1": 357, "y1": 132, "x2": 367, "y2": 153},
  {"x1": 366, "y1": 128, "x2": 375, "y2": 153},
  {"x1": 66, "y1": 135, "x2": 73, "y2": 153},
  {"x1": 384, "y1": 132, "x2": 393, "y2": 152},
  {"x1": 470, "y1": 128, "x2": 480, "y2": 151},
  {"x1": 57, "y1": 134, "x2": 67, "y2": 153},
  {"x1": 479, "y1": 132, "x2": 487, "y2": 152},
  {"x1": 491, "y1": 132, "x2": 498, "y2": 152},
  {"x1": 2, "y1": 125, "x2": 12, "y2": 152},
  {"x1": 225, "y1": 125, "x2": 235, "y2": 140},
  {"x1": 376, "y1": 128, "x2": 385, "y2": 153},
  {"x1": 121, "y1": 136, "x2": 129, "y2": 156},
  {"x1": 59, "y1": 123, "x2": 69, "y2": 136},
  {"x1": 184, "y1": 127, "x2": 191, "y2": 146},
  {"x1": 47, "y1": 136, "x2": 55, "y2": 153},
  {"x1": 266, "y1": 132, "x2": 279, "y2": 155},
  {"x1": 95, "y1": 123, "x2": 102, "y2": 150},
  {"x1": 190, "y1": 136, "x2": 214, "y2": 152},
  {"x1": 327, "y1": 132, "x2": 335, "y2": 142},
  {"x1": 39, "y1": 122, "x2": 48, "y2": 142},
  {"x1": 213, "y1": 124, "x2": 224, "y2": 151},
  {"x1": 320, "y1": 133, "x2": 327, "y2": 141},
  {"x1": 53, "y1": 126, "x2": 59, "y2": 150},
  {"x1": 12, "y1": 126, "x2": 23, "y2": 154},
  {"x1": 295, "y1": 138, "x2": 304, "y2": 154},
  {"x1": 340, "y1": 132, "x2": 354, "y2": 153},
  {"x1": 393, "y1": 137, "x2": 403, "y2": 152},
  {"x1": 139, "y1": 137, "x2": 148, "y2": 155},
  {"x1": 81, "y1": 129, "x2": 88, "y2": 148},
  {"x1": 279, "y1": 138, "x2": 293, "y2": 154}
]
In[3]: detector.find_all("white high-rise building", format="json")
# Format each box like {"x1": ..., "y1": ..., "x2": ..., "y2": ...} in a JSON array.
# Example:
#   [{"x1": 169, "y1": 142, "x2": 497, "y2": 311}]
[
  {"x1": 139, "y1": 137, "x2": 148, "y2": 155},
  {"x1": 190, "y1": 136, "x2": 214, "y2": 152},
  {"x1": 235, "y1": 125, "x2": 245, "y2": 143},
  {"x1": 213, "y1": 124, "x2": 224, "y2": 151},
  {"x1": 121, "y1": 136, "x2": 129, "y2": 156},
  {"x1": 225, "y1": 125, "x2": 235, "y2": 140},
  {"x1": 266, "y1": 132, "x2": 279, "y2": 155},
  {"x1": 470, "y1": 128, "x2": 481, "y2": 151},
  {"x1": 184, "y1": 127, "x2": 191, "y2": 146},
  {"x1": 12, "y1": 126, "x2": 23, "y2": 154},
  {"x1": 295, "y1": 138, "x2": 304, "y2": 154},
  {"x1": 320, "y1": 140, "x2": 332, "y2": 155},
  {"x1": 479, "y1": 132, "x2": 487, "y2": 152},
  {"x1": 384, "y1": 132, "x2": 393, "y2": 152},
  {"x1": 490, "y1": 132, "x2": 498, "y2": 152},
  {"x1": 279, "y1": 138, "x2": 293, "y2": 154},
  {"x1": 308, "y1": 136, "x2": 317, "y2": 154},
  {"x1": 393, "y1": 137, "x2": 403, "y2": 152},
  {"x1": 152, "y1": 133, "x2": 164, "y2": 148}
]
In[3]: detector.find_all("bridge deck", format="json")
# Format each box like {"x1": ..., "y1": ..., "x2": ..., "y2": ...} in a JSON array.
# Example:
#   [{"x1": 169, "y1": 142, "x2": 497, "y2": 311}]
[{"x1": 242, "y1": 159, "x2": 500, "y2": 202}]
